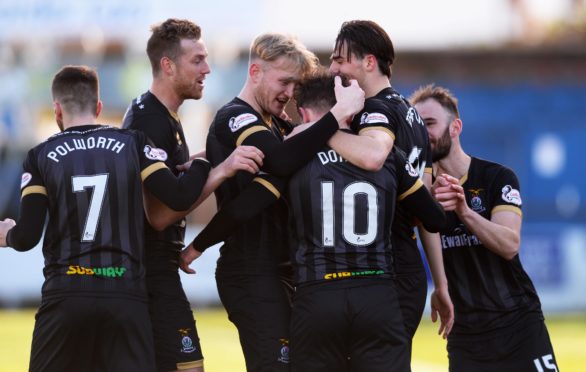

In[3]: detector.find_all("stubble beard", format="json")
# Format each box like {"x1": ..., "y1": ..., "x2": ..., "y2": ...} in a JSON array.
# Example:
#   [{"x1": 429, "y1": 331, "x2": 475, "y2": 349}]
[{"x1": 432, "y1": 126, "x2": 452, "y2": 162}]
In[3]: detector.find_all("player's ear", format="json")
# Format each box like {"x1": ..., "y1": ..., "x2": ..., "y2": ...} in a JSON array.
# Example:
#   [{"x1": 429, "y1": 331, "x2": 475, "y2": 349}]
[
  {"x1": 53, "y1": 101, "x2": 61, "y2": 118},
  {"x1": 298, "y1": 106, "x2": 310, "y2": 124},
  {"x1": 95, "y1": 100, "x2": 103, "y2": 118},
  {"x1": 160, "y1": 56, "x2": 175, "y2": 76},
  {"x1": 451, "y1": 118, "x2": 462, "y2": 136},
  {"x1": 249, "y1": 62, "x2": 262, "y2": 83},
  {"x1": 365, "y1": 54, "x2": 376, "y2": 72}
]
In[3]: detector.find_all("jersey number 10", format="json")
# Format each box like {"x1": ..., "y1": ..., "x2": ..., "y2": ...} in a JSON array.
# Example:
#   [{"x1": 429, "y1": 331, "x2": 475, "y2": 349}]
[{"x1": 321, "y1": 181, "x2": 378, "y2": 247}]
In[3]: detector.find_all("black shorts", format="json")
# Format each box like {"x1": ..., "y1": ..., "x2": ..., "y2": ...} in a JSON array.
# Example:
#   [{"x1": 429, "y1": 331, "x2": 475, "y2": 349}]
[
  {"x1": 216, "y1": 273, "x2": 293, "y2": 372},
  {"x1": 448, "y1": 319, "x2": 558, "y2": 372},
  {"x1": 395, "y1": 270, "x2": 428, "y2": 340},
  {"x1": 147, "y1": 272, "x2": 204, "y2": 371},
  {"x1": 30, "y1": 296, "x2": 155, "y2": 372},
  {"x1": 290, "y1": 279, "x2": 410, "y2": 372}
]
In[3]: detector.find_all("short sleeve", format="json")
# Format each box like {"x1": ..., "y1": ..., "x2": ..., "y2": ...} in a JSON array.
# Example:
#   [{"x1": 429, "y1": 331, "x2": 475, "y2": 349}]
[
  {"x1": 490, "y1": 166, "x2": 523, "y2": 216},
  {"x1": 20, "y1": 149, "x2": 47, "y2": 199},
  {"x1": 350, "y1": 98, "x2": 397, "y2": 141},
  {"x1": 132, "y1": 131, "x2": 168, "y2": 182}
]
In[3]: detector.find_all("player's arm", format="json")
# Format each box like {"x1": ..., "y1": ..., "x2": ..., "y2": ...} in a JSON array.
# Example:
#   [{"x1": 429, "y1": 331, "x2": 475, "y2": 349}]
[
  {"x1": 328, "y1": 129, "x2": 394, "y2": 171},
  {"x1": 400, "y1": 180, "x2": 446, "y2": 233},
  {"x1": 241, "y1": 77, "x2": 364, "y2": 176},
  {"x1": 327, "y1": 98, "x2": 396, "y2": 171},
  {"x1": 179, "y1": 175, "x2": 286, "y2": 273},
  {"x1": 433, "y1": 173, "x2": 521, "y2": 260},
  {"x1": 416, "y1": 170, "x2": 453, "y2": 338},
  {"x1": 145, "y1": 146, "x2": 264, "y2": 231},
  {"x1": 2, "y1": 151, "x2": 49, "y2": 251},
  {"x1": 141, "y1": 159, "x2": 212, "y2": 212},
  {"x1": 418, "y1": 227, "x2": 454, "y2": 338},
  {"x1": 2, "y1": 194, "x2": 48, "y2": 251}
]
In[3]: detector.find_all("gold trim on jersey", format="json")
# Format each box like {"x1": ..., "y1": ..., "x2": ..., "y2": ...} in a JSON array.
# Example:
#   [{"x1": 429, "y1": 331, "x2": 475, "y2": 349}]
[
  {"x1": 459, "y1": 173, "x2": 468, "y2": 185},
  {"x1": 21, "y1": 185, "x2": 47, "y2": 199},
  {"x1": 176, "y1": 359, "x2": 204, "y2": 370},
  {"x1": 357, "y1": 126, "x2": 396, "y2": 140},
  {"x1": 253, "y1": 177, "x2": 280, "y2": 198},
  {"x1": 492, "y1": 205, "x2": 523, "y2": 217},
  {"x1": 169, "y1": 110, "x2": 180, "y2": 123},
  {"x1": 398, "y1": 179, "x2": 423, "y2": 201},
  {"x1": 236, "y1": 126, "x2": 270, "y2": 146},
  {"x1": 141, "y1": 162, "x2": 167, "y2": 181},
  {"x1": 424, "y1": 167, "x2": 433, "y2": 174}
]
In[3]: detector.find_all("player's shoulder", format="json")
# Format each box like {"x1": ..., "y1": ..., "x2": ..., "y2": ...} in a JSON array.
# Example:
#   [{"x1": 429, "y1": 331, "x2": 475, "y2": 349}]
[
  {"x1": 473, "y1": 157, "x2": 515, "y2": 176},
  {"x1": 123, "y1": 91, "x2": 169, "y2": 128},
  {"x1": 375, "y1": 87, "x2": 407, "y2": 109},
  {"x1": 212, "y1": 97, "x2": 263, "y2": 131},
  {"x1": 359, "y1": 88, "x2": 407, "y2": 122}
]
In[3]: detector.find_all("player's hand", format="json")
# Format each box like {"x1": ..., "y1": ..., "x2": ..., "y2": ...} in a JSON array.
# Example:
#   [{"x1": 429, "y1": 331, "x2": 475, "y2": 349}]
[
  {"x1": 176, "y1": 149, "x2": 207, "y2": 171},
  {"x1": 430, "y1": 285, "x2": 454, "y2": 339},
  {"x1": 218, "y1": 145, "x2": 264, "y2": 178},
  {"x1": 0, "y1": 218, "x2": 16, "y2": 246},
  {"x1": 331, "y1": 76, "x2": 364, "y2": 127},
  {"x1": 432, "y1": 174, "x2": 466, "y2": 212},
  {"x1": 179, "y1": 244, "x2": 202, "y2": 274}
]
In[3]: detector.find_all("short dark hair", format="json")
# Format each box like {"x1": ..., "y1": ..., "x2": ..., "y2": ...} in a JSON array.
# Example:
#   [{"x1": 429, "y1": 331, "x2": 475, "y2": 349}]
[
  {"x1": 294, "y1": 68, "x2": 337, "y2": 114},
  {"x1": 51, "y1": 65, "x2": 99, "y2": 116},
  {"x1": 409, "y1": 84, "x2": 460, "y2": 119},
  {"x1": 334, "y1": 20, "x2": 394, "y2": 78},
  {"x1": 147, "y1": 18, "x2": 201, "y2": 76}
]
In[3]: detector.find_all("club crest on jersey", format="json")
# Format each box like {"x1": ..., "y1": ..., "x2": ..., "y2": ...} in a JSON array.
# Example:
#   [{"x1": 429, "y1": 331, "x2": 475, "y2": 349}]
[
  {"x1": 21, "y1": 172, "x2": 32, "y2": 189},
  {"x1": 468, "y1": 188, "x2": 485, "y2": 213},
  {"x1": 277, "y1": 338, "x2": 290, "y2": 364},
  {"x1": 502, "y1": 185, "x2": 522, "y2": 206},
  {"x1": 178, "y1": 328, "x2": 196, "y2": 353},
  {"x1": 229, "y1": 113, "x2": 257, "y2": 132},
  {"x1": 143, "y1": 145, "x2": 168, "y2": 161},
  {"x1": 360, "y1": 112, "x2": 388, "y2": 125}
]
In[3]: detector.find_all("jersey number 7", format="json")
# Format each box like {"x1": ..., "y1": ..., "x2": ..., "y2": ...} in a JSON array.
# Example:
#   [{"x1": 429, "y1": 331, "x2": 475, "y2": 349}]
[{"x1": 72, "y1": 174, "x2": 109, "y2": 242}]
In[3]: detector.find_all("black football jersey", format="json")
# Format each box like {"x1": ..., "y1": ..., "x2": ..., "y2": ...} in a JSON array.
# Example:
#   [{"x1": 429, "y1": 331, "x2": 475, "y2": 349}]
[
  {"x1": 122, "y1": 91, "x2": 189, "y2": 271},
  {"x1": 287, "y1": 144, "x2": 423, "y2": 285},
  {"x1": 206, "y1": 97, "x2": 291, "y2": 275},
  {"x1": 21, "y1": 125, "x2": 166, "y2": 300},
  {"x1": 350, "y1": 87, "x2": 432, "y2": 274},
  {"x1": 439, "y1": 157, "x2": 543, "y2": 335}
]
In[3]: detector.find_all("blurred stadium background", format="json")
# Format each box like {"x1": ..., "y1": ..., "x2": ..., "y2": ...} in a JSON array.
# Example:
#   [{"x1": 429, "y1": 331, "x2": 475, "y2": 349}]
[{"x1": 0, "y1": 0, "x2": 585, "y2": 370}]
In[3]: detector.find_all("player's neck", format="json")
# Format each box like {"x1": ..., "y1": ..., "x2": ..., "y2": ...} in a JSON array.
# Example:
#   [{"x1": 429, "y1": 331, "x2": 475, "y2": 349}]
[
  {"x1": 434, "y1": 146, "x2": 471, "y2": 182},
  {"x1": 61, "y1": 114, "x2": 99, "y2": 130},
  {"x1": 364, "y1": 74, "x2": 391, "y2": 98},
  {"x1": 150, "y1": 81, "x2": 182, "y2": 115},
  {"x1": 238, "y1": 86, "x2": 272, "y2": 124}
]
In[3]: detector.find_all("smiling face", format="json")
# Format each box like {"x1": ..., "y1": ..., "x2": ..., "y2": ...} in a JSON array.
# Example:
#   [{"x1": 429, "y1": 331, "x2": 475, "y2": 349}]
[
  {"x1": 253, "y1": 56, "x2": 300, "y2": 117},
  {"x1": 414, "y1": 98, "x2": 454, "y2": 162},
  {"x1": 329, "y1": 42, "x2": 366, "y2": 87},
  {"x1": 172, "y1": 38, "x2": 211, "y2": 101}
]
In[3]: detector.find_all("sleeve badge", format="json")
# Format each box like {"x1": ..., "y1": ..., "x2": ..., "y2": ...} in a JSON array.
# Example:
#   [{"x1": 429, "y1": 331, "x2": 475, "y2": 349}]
[
  {"x1": 21, "y1": 172, "x2": 32, "y2": 189},
  {"x1": 359, "y1": 112, "x2": 389, "y2": 125},
  {"x1": 229, "y1": 113, "x2": 258, "y2": 132},
  {"x1": 143, "y1": 145, "x2": 168, "y2": 161},
  {"x1": 501, "y1": 185, "x2": 522, "y2": 206}
]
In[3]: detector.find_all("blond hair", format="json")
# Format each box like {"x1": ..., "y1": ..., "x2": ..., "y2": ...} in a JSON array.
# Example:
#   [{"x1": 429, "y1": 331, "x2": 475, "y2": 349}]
[{"x1": 249, "y1": 33, "x2": 319, "y2": 78}]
